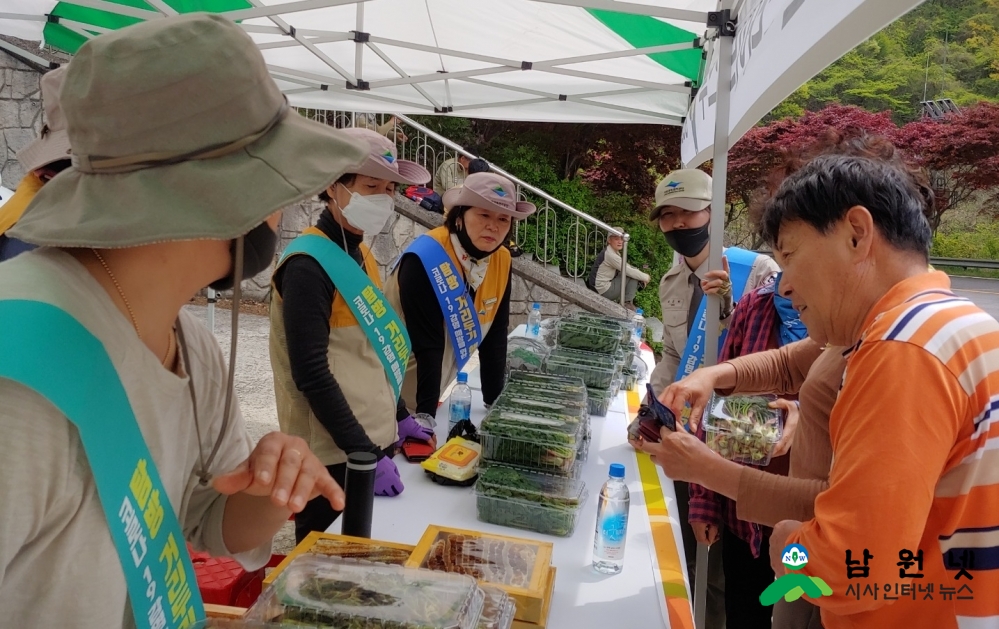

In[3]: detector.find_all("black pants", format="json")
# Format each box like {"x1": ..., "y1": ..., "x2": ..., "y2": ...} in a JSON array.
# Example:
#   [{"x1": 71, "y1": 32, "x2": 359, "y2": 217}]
[
  {"x1": 722, "y1": 526, "x2": 776, "y2": 629},
  {"x1": 294, "y1": 463, "x2": 347, "y2": 544},
  {"x1": 675, "y1": 480, "x2": 726, "y2": 629}
]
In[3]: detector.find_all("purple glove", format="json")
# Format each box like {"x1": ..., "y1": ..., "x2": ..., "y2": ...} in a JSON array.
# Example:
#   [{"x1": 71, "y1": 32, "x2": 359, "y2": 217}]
[
  {"x1": 374, "y1": 455, "x2": 405, "y2": 497},
  {"x1": 395, "y1": 414, "x2": 435, "y2": 447}
]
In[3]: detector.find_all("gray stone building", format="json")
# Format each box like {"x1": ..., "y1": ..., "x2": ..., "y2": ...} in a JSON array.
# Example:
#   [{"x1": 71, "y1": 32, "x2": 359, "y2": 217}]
[{"x1": 0, "y1": 36, "x2": 66, "y2": 190}]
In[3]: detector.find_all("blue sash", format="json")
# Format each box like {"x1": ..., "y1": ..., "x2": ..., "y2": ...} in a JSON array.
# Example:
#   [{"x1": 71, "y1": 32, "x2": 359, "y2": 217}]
[
  {"x1": 394, "y1": 236, "x2": 481, "y2": 372},
  {"x1": 280, "y1": 234, "x2": 412, "y2": 401},
  {"x1": 0, "y1": 300, "x2": 204, "y2": 629},
  {"x1": 774, "y1": 272, "x2": 808, "y2": 346},
  {"x1": 675, "y1": 247, "x2": 760, "y2": 382}
]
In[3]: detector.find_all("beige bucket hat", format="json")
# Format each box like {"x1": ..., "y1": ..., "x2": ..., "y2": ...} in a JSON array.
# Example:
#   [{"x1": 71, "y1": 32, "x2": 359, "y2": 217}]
[
  {"x1": 649, "y1": 168, "x2": 713, "y2": 221},
  {"x1": 339, "y1": 127, "x2": 430, "y2": 185},
  {"x1": 10, "y1": 13, "x2": 368, "y2": 248},
  {"x1": 442, "y1": 172, "x2": 536, "y2": 219},
  {"x1": 16, "y1": 66, "x2": 72, "y2": 174}
]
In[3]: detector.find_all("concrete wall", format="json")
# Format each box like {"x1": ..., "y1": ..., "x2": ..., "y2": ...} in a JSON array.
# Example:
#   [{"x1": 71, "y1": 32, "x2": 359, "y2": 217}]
[{"x1": 0, "y1": 52, "x2": 44, "y2": 189}]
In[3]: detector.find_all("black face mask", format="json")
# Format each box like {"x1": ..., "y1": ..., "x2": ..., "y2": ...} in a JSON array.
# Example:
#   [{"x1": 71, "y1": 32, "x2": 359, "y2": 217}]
[
  {"x1": 209, "y1": 222, "x2": 278, "y2": 291},
  {"x1": 663, "y1": 223, "x2": 710, "y2": 258},
  {"x1": 455, "y1": 219, "x2": 502, "y2": 260}
]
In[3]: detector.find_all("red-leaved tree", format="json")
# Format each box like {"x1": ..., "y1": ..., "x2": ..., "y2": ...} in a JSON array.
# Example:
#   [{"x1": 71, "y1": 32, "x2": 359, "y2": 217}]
[{"x1": 892, "y1": 102, "x2": 999, "y2": 231}]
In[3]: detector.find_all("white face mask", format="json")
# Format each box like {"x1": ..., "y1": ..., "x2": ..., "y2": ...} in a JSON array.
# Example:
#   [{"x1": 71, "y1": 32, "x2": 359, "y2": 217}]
[{"x1": 339, "y1": 191, "x2": 395, "y2": 234}]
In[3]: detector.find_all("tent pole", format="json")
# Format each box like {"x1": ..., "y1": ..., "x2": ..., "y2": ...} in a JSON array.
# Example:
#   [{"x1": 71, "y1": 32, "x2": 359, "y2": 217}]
[
  {"x1": 696, "y1": 11, "x2": 735, "y2": 629},
  {"x1": 206, "y1": 288, "x2": 216, "y2": 334},
  {"x1": 620, "y1": 233, "x2": 630, "y2": 307},
  {"x1": 354, "y1": 3, "x2": 364, "y2": 81}
]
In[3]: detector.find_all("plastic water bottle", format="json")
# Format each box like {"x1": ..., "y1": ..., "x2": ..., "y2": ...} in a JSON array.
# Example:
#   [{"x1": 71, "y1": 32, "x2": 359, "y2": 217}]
[
  {"x1": 593, "y1": 463, "x2": 630, "y2": 574},
  {"x1": 632, "y1": 308, "x2": 645, "y2": 344},
  {"x1": 448, "y1": 372, "x2": 472, "y2": 433},
  {"x1": 527, "y1": 302, "x2": 542, "y2": 338}
]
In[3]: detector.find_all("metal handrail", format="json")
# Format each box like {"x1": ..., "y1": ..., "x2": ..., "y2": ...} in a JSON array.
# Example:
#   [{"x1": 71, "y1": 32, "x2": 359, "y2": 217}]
[
  {"x1": 393, "y1": 114, "x2": 627, "y2": 238},
  {"x1": 392, "y1": 113, "x2": 631, "y2": 306}
]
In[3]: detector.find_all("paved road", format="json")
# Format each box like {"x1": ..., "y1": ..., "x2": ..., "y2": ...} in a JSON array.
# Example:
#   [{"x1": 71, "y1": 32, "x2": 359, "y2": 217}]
[{"x1": 950, "y1": 276, "x2": 999, "y2": 320}]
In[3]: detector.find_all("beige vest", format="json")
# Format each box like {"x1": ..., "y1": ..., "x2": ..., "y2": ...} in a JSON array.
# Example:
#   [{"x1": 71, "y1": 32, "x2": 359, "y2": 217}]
[
  {"x1": 269, "y1": 233, "x2": 398, "y2": 466},
  {"x1": 384, "y1": 226, "x2": 511, "y2": 413}
]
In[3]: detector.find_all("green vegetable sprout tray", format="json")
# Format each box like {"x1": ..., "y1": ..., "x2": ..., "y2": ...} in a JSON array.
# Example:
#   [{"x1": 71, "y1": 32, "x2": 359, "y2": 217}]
[
  {"x1": 475, "y1": 465, "x2": 587, "y2": 538},
  {"x1": 704, "y1": 394, "x2": 784, "y2": 466}
]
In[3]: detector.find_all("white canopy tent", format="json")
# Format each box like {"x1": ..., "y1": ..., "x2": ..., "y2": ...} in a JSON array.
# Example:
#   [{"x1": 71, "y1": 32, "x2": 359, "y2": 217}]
[{"x1": 0, "y1": 1, "x2": 927, "y2": 627}]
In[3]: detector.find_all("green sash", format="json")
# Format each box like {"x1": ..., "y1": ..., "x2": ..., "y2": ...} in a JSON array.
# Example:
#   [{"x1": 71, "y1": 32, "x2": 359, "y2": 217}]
[
  {"x1": 0, "y1": 300, "x2": 204, "y2": 629},
  {"x1": 280, "y1": 234, "x2": 412, "y2": 400}
]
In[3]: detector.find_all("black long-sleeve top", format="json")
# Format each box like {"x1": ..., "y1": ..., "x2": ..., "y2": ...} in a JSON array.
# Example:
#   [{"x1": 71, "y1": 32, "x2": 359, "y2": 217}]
[
  {"x1": 396, "y1": 249, "x2": 511, "y2": 417},
  {"x1": 273, "y1": 209, "x2": 407, "y2": 459}
]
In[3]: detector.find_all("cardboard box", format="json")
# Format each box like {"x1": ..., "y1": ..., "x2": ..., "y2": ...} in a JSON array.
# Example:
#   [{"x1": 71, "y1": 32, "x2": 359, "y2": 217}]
[
  {"x1": 512, "y1": 567, "x2": 556, "y2": 629},
  {"x1": 407, "y1": 524, "x2": 554, "y2": 624},
  {"x1": 264, "y1": 532, "x2": 415, "y2": 585}
]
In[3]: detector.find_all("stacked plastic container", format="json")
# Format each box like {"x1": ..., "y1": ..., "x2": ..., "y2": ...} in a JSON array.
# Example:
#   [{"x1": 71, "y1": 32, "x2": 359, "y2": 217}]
[
  {"x1": 544, "y1": 314, "x2": 635, "y2": 417},
  {"x1": 475, "y1": 372, "x2": 590, "y2": 538}
]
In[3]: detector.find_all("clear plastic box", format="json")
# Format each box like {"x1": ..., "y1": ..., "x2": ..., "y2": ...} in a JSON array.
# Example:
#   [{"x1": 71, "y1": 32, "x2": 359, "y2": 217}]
[
  {"x1": 505, "y1": 337, "x2": 549, "y2": 376},
  {"x1": 245, "y1": 555, "x2": 485, "y2": 629},
  {"x1": 555, "y1": 319, "x2": 621, "y2": 355},
  {"x1": 496, "y1": 389, "x2": 588, "y2": 418},
  {"x1": 570, "y1": 312, "x2": 633, "y2": 344},
  {"x1": 475, "y1": 465, "x2": 587, "y2": 538},
  {"x1": 477, "y1": 586, "x2": 516, "y2": 629},
  {"x1": 704, "y1": 394, "x2": 784, "y2": 466},
  {"x1": 545, "y1": 351, "x2": 617, "y2": 389},
  {"x1": 489, "y1": 399, "x2": 586, "y2": 427},
  {"x1": 586, "y1": 387, "x2": 613, "y2": 417},
  {"x1": 479, "y1": 412, "x2": 580, "y2": 475},
  {"x1": 508, "y1": 370, "x2": 587, "y2": 397}
]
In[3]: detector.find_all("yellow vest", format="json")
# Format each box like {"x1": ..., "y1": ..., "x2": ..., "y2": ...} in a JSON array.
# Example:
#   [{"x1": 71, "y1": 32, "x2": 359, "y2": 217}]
[
  {"x1": 269, "y1": 227, "x2": 398, "y2": 465},
  {"x1": 384, "y1": 226, "x2": 511, "y2": 412}
]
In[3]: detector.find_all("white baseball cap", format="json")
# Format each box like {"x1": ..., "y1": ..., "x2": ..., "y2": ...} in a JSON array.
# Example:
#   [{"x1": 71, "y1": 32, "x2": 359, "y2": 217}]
[{"x1": 649, "y1": 168, "x2": 712, "y2": 220}]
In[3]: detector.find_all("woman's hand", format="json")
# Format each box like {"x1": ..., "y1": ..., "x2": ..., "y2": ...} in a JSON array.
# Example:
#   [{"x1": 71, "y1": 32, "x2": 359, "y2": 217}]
[
  {"x1": 628, "y1": 427, "x2": 716, "y2": 485},
  {"x1": 659, "y1": 367, "x2": 722, "y2": 431},
  {"x1": 770, "y1": 399, "x2": 800, "y2": 457}
]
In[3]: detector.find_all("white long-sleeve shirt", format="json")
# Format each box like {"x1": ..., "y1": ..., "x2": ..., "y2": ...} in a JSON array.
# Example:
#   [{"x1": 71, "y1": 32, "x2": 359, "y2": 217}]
[{"x1": 594, "y1": 245, "x2": 651, "y2": 294}]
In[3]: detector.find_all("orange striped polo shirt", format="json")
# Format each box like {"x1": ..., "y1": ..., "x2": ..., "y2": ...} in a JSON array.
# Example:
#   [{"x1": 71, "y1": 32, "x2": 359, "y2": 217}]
[{"x1": 787, "y1": 271, "x2": 999, "y2": 629}]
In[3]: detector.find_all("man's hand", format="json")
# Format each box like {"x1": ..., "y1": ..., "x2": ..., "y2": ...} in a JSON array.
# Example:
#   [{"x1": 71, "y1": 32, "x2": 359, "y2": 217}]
[
  {"x1": 693, "y1": 522, "x2": 720, "y2": 546},
  {"x1": 770, "y1": 399, "x2": 800, "y2": 458},
  {"x1": 770, "y1": 520, "x2": 804, "y2": 577},
  {"x1": 659, "y1": 367, "x2": 721, "y2": 431},
  {"x1": 629, "y1": 427, "x2": 716, "y2": 484},
  {"x1": 212, "y1": 432, "x2": 344, "y2": 514}
]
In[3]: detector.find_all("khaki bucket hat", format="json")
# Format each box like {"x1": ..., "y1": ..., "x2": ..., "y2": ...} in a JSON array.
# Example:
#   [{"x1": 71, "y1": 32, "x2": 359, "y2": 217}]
[
  {"x1": 10, "y1": 13, "x2": 368, "y2": 248},
  {"x1": 442, "y1": 172, "x2": 536, "y2": 219},
  {"x1": 16, "y1": 66, "x2": 72, "y2": 174},
  {"x1": 339, "y1": 127, "x2": 431, "y2": 185}
]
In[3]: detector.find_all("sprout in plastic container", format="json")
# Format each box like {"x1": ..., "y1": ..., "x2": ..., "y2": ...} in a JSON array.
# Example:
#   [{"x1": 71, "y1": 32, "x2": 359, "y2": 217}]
[{"x1": 704, "y1": 394, "x2": 783, "y2": 465}]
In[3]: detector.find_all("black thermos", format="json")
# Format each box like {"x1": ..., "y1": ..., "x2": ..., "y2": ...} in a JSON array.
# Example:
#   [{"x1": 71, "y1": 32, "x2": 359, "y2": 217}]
[{"x1": 341, "y1": 451, "x2": 377, "y2": 538}]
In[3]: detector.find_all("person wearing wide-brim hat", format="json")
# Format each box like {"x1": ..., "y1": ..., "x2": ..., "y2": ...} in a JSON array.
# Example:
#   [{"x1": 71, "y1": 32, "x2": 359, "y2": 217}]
[
  {"x1": 269, "y1": 127, "x2": 437, "y2": 543},
  {"x1": 0, "y1": 65, "x2": 74, "y2": 262},
  {"x1": 0, "y1": 14, "x2": 368, "y2": 627},
  {"x1": 384, "y1": 172, "x2": 536, "y2": 420}
]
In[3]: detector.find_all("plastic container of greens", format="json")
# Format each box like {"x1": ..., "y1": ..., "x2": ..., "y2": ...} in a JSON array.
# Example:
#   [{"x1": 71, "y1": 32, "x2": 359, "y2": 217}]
[
  {"x1": 508, "y1": 370, "x2": 588, "y2": 395},
  {"x1": 545, "y1": 350, "x2": 618, "y2": 389},
  {"x1": 586, "y1": 387, "x2": 613, "y2": 417},
  {"x1": 505, "y1": 337, "x2": 549, "y2": 376},
  {"x1": 479, "y1": 410, "x2": 580, "y2": 475},
  {"x1": 555, "y1": 319, "x2": 621, "y2": 355},
  {"x1": 475, "y1": 465, "x2": 588, "y2": 538},
  {"x1": 571, "y1": 312, "x2": 633, "y2": 345},
  {"x1": 497, "y1": 388, "x2": 588, "y2": 418},
  {"x1": 704, "y1": 394, "x2": 784, "y2": 466},
  {"x1": 245, "y1": 555, "x2": 485, "y2": 629},
  {"x1": 477, "y1": 586, "x2": 516, "y2": 629}
]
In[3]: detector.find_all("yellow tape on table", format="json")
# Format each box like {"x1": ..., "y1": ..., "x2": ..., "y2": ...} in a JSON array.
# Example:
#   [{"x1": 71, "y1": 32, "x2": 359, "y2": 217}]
[{"x1": 627, "y1": 389, "x2": 694, "y2": 629}]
